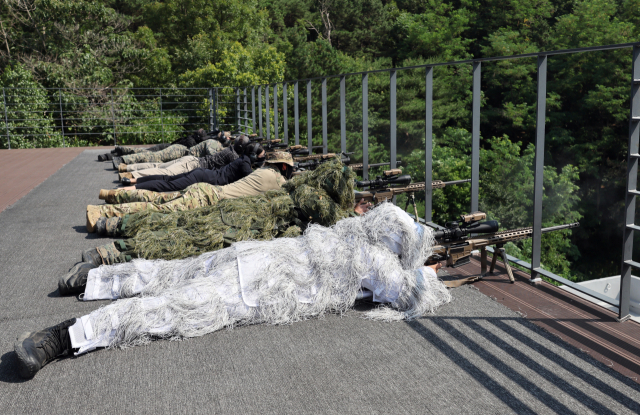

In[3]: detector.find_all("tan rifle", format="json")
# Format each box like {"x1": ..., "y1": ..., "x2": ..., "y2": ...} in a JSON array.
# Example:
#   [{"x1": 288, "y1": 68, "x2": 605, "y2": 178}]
[{"x1": 428, "y1": 214, "x2": 580, "y2": 284}]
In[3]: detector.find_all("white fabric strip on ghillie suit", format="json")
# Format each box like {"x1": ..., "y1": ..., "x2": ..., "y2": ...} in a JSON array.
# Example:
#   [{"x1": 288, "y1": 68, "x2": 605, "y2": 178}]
[
  {"x1": 116, "y1": 158, "x2": 356, "y2": 261},
  {"x1": 68, "y1": 204, "x2": 451, "y2": 355}
]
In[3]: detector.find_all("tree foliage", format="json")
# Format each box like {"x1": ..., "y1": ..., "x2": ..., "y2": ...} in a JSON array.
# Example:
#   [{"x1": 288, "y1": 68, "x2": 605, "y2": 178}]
[{"x1": 2, "y1": 0, "x2": 640, "y2": 280}]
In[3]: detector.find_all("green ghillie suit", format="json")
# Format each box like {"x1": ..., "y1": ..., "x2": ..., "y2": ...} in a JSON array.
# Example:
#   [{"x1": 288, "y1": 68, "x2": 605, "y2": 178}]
[{"x1": 94, "y1": 159, "x2": 356, "y2": 264}]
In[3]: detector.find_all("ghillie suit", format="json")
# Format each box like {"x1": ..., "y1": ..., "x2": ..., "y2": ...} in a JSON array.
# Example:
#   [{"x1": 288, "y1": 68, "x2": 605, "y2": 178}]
[
  {"x1": 68, "y1": 204, "x2": 451, "y2": 356},
  {"x1": 94, "y1": 158, "x2": 357, "y2": 264}
]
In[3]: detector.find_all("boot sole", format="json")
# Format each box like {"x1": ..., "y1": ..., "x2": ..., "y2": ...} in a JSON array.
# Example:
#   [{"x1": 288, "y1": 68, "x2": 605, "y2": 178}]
[{"x1": 14, "y1": 332, "x2": 40, "y2": 379}]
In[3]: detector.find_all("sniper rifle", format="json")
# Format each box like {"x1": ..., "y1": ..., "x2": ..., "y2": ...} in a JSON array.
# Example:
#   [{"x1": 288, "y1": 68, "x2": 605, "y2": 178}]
[
  {"x1": 354, "y1": 171, "x2": 471, "y2": 220},
  {"x1": 426, "y1": 212, "x2": 580, "y2": 284}
]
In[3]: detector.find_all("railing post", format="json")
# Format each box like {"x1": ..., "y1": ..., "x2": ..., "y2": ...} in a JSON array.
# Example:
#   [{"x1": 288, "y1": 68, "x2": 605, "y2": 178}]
[
  {"x1": 471, "y1": 61, "x2": 481, "y2": 213},
  {"x1": 531, "y1": 55, "x2": 548, "y2": 283},
  {"x1": 307, "y1": 80, "x2": 312, "y2": 155},
  {"x1": 258, "y1": 86, "x2": 263, "y2": 137},
  {"x1": 59, "y1": 89, "x2": 66, "y2": 148},
  {"x1": 274, "y1": 84, "x2": 278, "y2": 140},
  {"x1": 3, "y1": 87, "x2": 9, "y2": 149},
  {"x1": 619, "y1": 45, "x2": 640, "y2": 322},
  {"x1": 322, "y1": 77, "x2": 327, "y2": 154},
  {"x1": 283, "y1": 82, "x2": 288, "y2": 144},
  {"x1": 244, "y1": 87, "x2": 248, "y2": 134},
  {"x1": 209, "y1": 88, "x2": 214, "y2": 132},
  {"x1": 236, "y1": 88, "x2": 240, "y2": 133},
  {"x1": 266, "y1": 85, "x2": 270, "y2": 139},
  {"x1": 362, "y1": 73, "x2": 369, "y2": 179},
  {"x1": 340, "y1": 75, "x2": 346, "y2": 154},
  {"x1": 425, "y1": 67, "x2": 434, "y2": 222},
  {"x1": 294, "y1": 81, "x2": 299, "y2": 145},
  {"x1": 390, "y1": 70, "x2": 397, "y2": 172},
  {"x1": 160, "y1": 88, "x2": 164, "y2": 143},
  {"x1": 213, "y1": 88, "x2": 218, "y2": 131},
  {"x1": 252, "y1": 86, "x2": 256, "y2": 134}
]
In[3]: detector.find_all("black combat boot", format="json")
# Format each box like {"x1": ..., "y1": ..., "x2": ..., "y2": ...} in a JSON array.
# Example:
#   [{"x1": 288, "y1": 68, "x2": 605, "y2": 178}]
[
  {"x1": 97, "y1": 153, "x2": 113, "y2": 162},
  {"x1": 121, "y1": 177, "x2": 132, "y2": 186},
  {"x1": 14, "y1": 318, "x2": 76, "y2": 378},
  {"x1": 112, "y1": 156, "x2": 124, "y2": 170},
  {"x1": 58, "y1": 262, "x2": 95, "y2": 295},
  {"x1": 82, "y1": 248, "x2": 103, "y2": 267},
  {"x1": 94, "y1": 217, "x2": 107, "y2": 235}
]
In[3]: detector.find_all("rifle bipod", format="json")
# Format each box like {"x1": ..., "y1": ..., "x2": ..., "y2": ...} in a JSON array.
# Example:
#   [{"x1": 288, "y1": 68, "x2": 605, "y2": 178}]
[
  {"x1": 404, "y1": 192, "x2": 420, "y2": 223},
  {"x1": 480, "y1": 244, "x2": 515, "y2": 283}
]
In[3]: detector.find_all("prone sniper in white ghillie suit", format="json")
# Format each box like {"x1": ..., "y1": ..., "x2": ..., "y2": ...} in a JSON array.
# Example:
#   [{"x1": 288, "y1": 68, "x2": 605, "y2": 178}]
[{"x1": 14, "y1": 204, "x2": 451, "y2": 379}]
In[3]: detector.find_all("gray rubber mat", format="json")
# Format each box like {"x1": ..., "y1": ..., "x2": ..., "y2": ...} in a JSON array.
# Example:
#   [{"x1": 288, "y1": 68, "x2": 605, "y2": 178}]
[{"x1": 0, "y1": 150, "x2": 639, "y2": 414}]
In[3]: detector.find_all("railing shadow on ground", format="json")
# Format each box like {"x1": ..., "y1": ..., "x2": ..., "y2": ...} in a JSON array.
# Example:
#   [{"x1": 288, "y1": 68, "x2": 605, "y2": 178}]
[{"x1": 407, "y1": 315, "x2": 640, "y2": 413}]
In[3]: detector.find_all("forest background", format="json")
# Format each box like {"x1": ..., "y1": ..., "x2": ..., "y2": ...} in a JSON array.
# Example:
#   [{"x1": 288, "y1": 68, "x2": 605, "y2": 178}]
[{"x1": 1, "y1": 0, "x2": 640, "y2": 282}]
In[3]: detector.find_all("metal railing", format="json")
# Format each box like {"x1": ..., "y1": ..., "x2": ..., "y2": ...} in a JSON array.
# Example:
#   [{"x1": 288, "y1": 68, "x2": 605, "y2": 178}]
[
  {"x1": 0, "y1": 87, "x2": 254, "y2": 149},
  {"x1": 3, "y1": 42, "x2": 639, "y2": 321},
  {"x1": 244, "y1": 42, "x2": 640, "y2": 322}
]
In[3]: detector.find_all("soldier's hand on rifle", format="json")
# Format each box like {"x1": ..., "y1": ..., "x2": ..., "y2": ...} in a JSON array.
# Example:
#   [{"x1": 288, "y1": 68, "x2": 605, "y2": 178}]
[
  {"x1": 354, "y1": 199, "x2": 372, "y2": 215},
  {"x1": 427, "y1": 261, "x2": 443, "y2": 274}
]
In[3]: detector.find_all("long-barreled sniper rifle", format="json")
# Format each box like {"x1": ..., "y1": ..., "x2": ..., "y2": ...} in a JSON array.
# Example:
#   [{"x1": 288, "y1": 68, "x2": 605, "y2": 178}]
[
  {"x1": 354, "y1": 170, "x2": 471, "y2": 219},
  {"x1": 426, "y1": 212, "x2": 580, "y2": 284},
  {"x1": 293, "y1": 152, "x2": 403, "y2": 173}
]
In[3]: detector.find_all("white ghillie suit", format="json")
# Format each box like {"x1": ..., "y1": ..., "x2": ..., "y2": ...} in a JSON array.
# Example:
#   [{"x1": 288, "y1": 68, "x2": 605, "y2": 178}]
[{"x1": 68, "y1": 204, "x2": 452, "y2": 354}]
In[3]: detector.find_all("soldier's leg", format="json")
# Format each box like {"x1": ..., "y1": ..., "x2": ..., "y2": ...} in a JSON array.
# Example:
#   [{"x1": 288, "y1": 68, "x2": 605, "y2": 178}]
[
  {"x1": 102, "y1": 188, "x2": 183, "y2": 204},
  {"x1": 151, "y1": 182, "x2": 220, "y2": 213},
  {"x1": 121, "y1": 144, "x2": 187, "y2": 165},
  {"x1": 95, "y1": 239, "x2": 137, "y2": 265},
  {"x1": 127, "y1": 157, "x2": 183, "y2": 173},
  {"x1": 115, "y1": 146, "x2": 152, "y2": 155},
  {"x1": 131, "y1": 156, "x2": 201, "y2": 178}
]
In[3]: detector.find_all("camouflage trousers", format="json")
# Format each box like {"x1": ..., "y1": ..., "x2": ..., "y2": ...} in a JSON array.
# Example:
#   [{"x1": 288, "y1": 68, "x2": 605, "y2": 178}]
[
  {"x1": 121, "y1": 144, "x2": 188, "y2": 165},
  {"x1": 94, "y1": 229, "x2": 169, "y2": 265},
  {"x1": 126, "y1": 157, "x2": 185, "y2": 171},
  {"x1": 115, "y1": 145, "x2": 151, "y2": 155},
  {"x1": 96, "y1": 182, "x2": 220, "y2": 218},
  {"x1": 130, "y1": 156, "x2": 201, "y2": 179},
  {"x1": 104, "y1": 188, "x2": 183, "y2": 204},
  {"x1": 96, "y1": 239, "x2": 135, "y2": 265}
]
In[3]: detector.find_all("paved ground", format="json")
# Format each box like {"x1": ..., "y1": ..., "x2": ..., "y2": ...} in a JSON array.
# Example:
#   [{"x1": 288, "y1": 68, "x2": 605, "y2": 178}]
[{"x1": 1, "y1": 150, "x2": 640, "y2": 414}]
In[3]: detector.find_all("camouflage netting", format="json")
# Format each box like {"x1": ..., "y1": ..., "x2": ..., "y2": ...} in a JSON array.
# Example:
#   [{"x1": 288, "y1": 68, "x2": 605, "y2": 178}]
[{"x1": 123, "y1": 158, "x2": 356, "y2": 261}]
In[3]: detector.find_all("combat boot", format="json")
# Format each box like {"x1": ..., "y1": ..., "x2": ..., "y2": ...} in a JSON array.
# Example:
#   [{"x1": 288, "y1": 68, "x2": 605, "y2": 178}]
[
  {"x1": 121, "y1": 177, "x2": 132, "y2": 186},
  {"x1": 119, "y1": 172, "x2": 133, "y2": 181},
  {"x1": 118, "y1": 164, "x2": 128, "y2": 173},
  {"x1": 14, "y1": 318, "x2": 76, "y2": 379},
  {"x1": 97, "y1": 154, "x2": 108, "y2": 161},
  {"x1": 86, "y1": 205, "x2": 102, "y2": 233},
  {"x1": 82, "y1": 247, "x2": 103, "y2": 267},
  {"x1": 98, "y1": 189, "x2": 117, "y2": 201},
  {"x1": 112, "y1": 156, "x2": 124, "y2": 170},
  {"x1": 58, "y1": 262, "x2": 95, "y2": 295},
  {"x1": 94, "y1": 217, "x2": 107, "y2": 235}
]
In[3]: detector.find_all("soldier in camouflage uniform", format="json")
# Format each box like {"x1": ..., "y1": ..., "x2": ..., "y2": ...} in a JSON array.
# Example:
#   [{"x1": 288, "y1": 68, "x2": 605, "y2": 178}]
[
  {"x1": 77, "y1": 157, "x2": 358, "y2": 270},
  {"x1": 86, "y1": 152, "x2": 293, "y2": 232},
  {"x1": 118, "y1": 139, "x2": 223, "y2": 167}
]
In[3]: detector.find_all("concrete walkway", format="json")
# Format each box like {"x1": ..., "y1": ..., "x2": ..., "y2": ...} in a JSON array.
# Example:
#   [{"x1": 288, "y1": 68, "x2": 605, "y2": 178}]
[{"x1": 0, "y1": 150, "x2": 639, "y2": 414}]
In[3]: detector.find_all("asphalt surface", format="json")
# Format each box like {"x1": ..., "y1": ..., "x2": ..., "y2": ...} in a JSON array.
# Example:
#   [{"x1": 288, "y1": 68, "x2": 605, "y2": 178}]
[{"x1": 1, "y1": 150, "x2": 639, "y2": 414}]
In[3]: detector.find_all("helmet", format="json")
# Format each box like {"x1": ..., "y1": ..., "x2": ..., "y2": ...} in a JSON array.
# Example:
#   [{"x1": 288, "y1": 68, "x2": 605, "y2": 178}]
[{"x1": 265, "y1": 151, "x2": 294, "y2": 166}]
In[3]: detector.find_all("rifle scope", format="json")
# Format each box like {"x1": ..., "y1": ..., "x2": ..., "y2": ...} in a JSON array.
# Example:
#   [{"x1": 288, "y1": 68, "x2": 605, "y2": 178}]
[
  {"x1": 434, "y1": 220, "x2": 499, "y2": 241},
  {"x1": 355, "y1": 174, "x2": 412, "y2": 188}
]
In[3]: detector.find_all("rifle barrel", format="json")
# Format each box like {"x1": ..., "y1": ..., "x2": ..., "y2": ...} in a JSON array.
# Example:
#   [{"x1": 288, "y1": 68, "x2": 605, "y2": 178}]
[
  {"x1": 541, "y1": 222, "x2": 580, "y2": 233},
  {"x1": 441, "y1": 179, "x2": 472, "y2": 186}
]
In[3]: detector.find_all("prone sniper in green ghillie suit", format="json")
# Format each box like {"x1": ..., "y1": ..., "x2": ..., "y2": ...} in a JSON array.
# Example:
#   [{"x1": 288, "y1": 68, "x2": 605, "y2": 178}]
[{"x1": 87, "y1": 158, "x2": 357, "y2": 265}]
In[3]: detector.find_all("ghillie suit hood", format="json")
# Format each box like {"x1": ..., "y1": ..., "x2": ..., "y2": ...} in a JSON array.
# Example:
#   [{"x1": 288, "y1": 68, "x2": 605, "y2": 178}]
[{"x1": 122, "y1": 158, "x2": 357, "y2": 261}]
